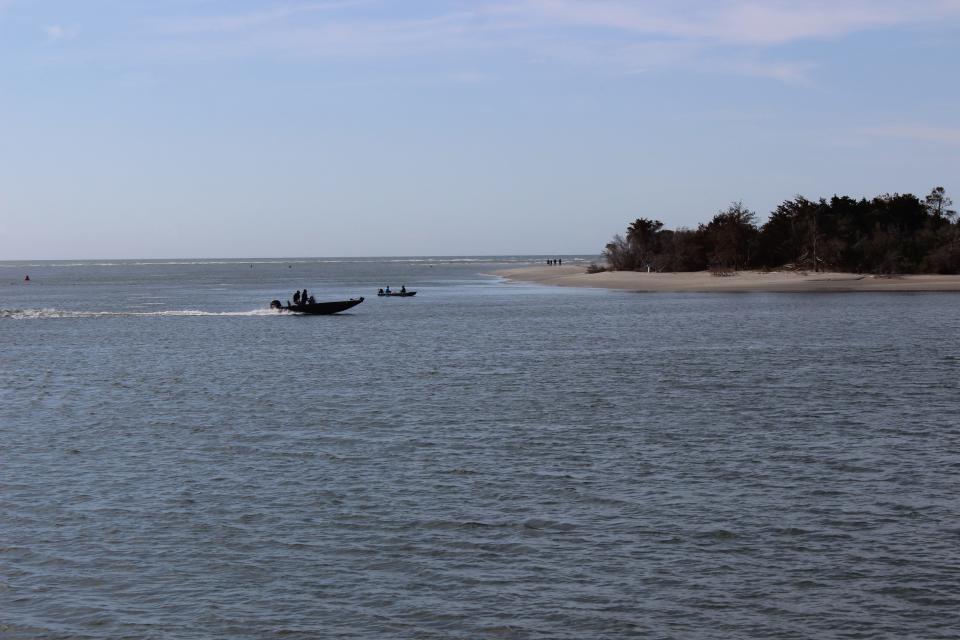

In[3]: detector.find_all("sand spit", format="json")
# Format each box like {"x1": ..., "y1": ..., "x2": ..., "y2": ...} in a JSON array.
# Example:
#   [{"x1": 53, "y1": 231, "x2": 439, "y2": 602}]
[{"x1": 494, "y1": 266, "x2": 960, "y2": 292}]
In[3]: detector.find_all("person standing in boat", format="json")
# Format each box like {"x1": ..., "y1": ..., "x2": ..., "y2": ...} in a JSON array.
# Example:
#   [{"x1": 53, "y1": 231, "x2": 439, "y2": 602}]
[
  {"x1": 302, "y1": 288, "x2": 309, "y2": 304},
  {"x1": 293, "y1": 290, "x2": 301, "y2": 305}
]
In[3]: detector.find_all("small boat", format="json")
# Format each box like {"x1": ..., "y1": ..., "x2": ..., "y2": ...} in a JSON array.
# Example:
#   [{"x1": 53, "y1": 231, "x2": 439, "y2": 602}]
[
  {"x1": 377, "y1": 290, "x2": 417, "y2": 297},
  {"x1": 270, "y1": 297, "x2": 364, "y2": 314}
]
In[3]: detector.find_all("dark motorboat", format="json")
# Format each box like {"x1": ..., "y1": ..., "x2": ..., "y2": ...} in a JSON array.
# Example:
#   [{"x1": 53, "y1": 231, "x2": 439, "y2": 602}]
[
  {"x1": 270, "y1": 297, "x2": 364, "y2": 315},
  {"x1": 377, "y1": 290, "x2": 417, "y2": 297}
]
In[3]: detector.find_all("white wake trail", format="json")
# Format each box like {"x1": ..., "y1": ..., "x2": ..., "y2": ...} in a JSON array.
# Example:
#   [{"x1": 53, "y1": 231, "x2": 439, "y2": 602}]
[{"x1": 1, "y1": 308, "x2": 281, "y2": 320}]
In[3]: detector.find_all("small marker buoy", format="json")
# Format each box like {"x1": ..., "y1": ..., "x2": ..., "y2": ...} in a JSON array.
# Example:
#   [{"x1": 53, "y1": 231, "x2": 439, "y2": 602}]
[{"x1": 24, "y1": 275, "x2": 30, "y2": 282}]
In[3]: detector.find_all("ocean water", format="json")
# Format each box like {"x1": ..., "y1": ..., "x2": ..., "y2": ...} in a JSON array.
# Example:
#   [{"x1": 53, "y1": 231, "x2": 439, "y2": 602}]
[{"x1": 2, "y1": 257, "x2": 959, "y2": 639}]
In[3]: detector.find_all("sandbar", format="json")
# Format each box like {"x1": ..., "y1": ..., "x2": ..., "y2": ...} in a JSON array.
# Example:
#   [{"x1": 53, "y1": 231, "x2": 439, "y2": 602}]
[{"x1": 493, "y1": 265, "x2": 960, "y2": 292}]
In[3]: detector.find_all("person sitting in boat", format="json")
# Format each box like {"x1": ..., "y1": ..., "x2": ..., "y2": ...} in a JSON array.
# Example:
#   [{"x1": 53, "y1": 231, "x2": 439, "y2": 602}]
[
  {"x1": 293, "y1": 290, "x2": 301, "y2": 305},
  {"x1": 307, "y1": 295, "x2": 315, "y2": 304},
  {"x1": 378, "y1": 288, "x2": 384, "y2": 295},
  {"x1": 400, "y1": 285, "x2": 406, "y2": 294},
  {"x1": 385, "y1": 286, "x2": 391, "y2": 294}
]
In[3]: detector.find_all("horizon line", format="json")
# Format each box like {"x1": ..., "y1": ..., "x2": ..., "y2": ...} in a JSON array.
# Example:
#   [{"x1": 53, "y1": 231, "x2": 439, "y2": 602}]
[{"x1": 1, "y1": 253, "x2": 602, "y2": 263}]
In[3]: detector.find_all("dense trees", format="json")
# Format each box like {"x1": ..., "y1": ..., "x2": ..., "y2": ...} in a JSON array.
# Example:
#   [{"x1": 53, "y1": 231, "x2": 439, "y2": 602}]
[
  {"x1": 602, "y1": 188, "x2": 960, "y2": 274},
  {"x1": 700, "y1": 202, "x2": 758, "y2": 271}
]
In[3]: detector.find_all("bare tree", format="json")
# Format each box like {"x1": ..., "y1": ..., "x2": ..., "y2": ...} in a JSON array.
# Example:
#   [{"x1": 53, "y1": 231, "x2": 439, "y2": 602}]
[{"x1": 925, "y1": 186, "x2": 957, "y2": 221}]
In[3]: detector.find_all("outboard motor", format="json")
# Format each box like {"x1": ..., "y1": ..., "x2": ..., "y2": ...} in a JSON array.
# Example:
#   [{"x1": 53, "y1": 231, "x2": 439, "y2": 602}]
[{"x1": 270, "y1": 299, "x2": 283, "y2": 310}]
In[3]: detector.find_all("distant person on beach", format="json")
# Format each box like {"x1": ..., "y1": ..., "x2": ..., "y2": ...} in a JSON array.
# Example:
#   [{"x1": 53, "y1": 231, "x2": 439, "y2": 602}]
[
  {"x1": 558, "y1": 258, "x2": 562, "y2": 265},
  {"x1": 293, "y1": 290, "x2": 301, "y2": 305}
]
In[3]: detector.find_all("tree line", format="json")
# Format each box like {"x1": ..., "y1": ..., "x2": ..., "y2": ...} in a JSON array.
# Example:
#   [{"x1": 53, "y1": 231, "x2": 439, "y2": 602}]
[{"x1": 602, "y1": 187, "x2": 959, "y2": 274}]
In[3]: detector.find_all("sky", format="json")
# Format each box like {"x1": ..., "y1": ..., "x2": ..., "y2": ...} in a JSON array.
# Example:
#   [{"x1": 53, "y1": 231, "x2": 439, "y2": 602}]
[{"x1": 1, "y1": 0, "x2": 959, "y2": 259}]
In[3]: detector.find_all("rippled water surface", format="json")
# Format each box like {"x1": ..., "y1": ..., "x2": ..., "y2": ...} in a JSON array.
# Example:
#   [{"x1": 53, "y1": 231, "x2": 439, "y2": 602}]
[{"x1": 2, "y1": 258, "x2": 960, "y2": 639}]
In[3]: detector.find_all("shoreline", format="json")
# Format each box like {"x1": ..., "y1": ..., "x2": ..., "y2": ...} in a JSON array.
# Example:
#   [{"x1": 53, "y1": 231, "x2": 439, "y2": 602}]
[{"x1": 493, "y1": 265, "x2": 960, "y2": 292}]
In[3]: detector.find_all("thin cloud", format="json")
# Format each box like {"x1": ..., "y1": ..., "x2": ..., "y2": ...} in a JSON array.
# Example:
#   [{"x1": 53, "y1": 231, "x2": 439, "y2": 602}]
[
  {"x1": 521, "y1": 36, "x2": 814, "y2": 83},
  {"x1": 161, "y1": 0, "x2": 373, "y2": 34},
  {"x1": 154, "y1": 9, "x2": 509, "y2": 60},
  {"x1": 40, "y1": 1, "x2": 960, "y2": 83},
  {"x1": 516, "y1": 0, "x2": 960, "y2": 46},
  {"x1": 42, "y1": 24, "x2": 79, "y2": 43},
  {"x1": 486, "y1": 0, "x2": 960, "y2": 80},
  {"x1": 862, "y1": 125, "x2": 960, "y2": 145}
]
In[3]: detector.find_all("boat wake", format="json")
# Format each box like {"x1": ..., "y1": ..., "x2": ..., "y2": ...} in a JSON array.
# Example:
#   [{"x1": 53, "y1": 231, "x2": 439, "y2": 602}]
[{"x1": 1, "y1": 308, "x2": 281, "y2": 320}]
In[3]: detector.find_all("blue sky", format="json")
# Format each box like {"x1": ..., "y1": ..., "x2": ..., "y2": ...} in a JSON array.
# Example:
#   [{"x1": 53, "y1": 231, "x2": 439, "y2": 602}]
[{"x1": 1, "y1": 0, "x2": 959, "y2": 259}]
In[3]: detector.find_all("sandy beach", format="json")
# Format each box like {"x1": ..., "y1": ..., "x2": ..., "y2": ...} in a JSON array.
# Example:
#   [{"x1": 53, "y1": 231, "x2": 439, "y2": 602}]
[{"x1": 494, "y1": 265, "x2": 960, "y2": 292}]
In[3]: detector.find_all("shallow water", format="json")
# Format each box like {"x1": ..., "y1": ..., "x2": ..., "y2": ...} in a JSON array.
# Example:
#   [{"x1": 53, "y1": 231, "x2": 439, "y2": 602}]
[{"x1": 2, "y1": 258, "x2": 959, "y2": 638}]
